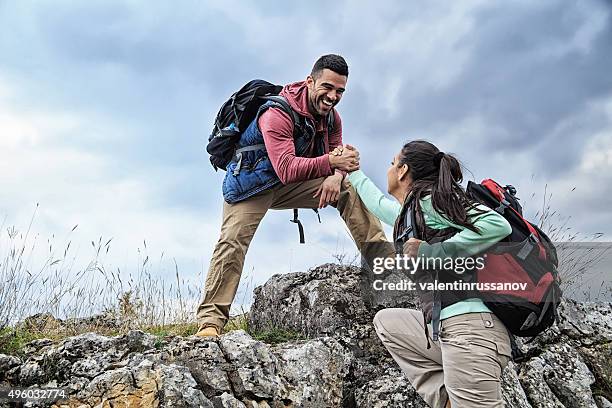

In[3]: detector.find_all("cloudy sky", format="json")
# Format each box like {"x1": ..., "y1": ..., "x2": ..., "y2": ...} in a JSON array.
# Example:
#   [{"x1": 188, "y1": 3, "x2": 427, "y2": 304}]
[{"x1": 1, "y1": 0, "x2": 611, "y2": 313}]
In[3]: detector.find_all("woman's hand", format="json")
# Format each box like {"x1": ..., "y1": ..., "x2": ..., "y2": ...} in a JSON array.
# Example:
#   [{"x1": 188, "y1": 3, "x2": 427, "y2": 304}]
[{"x1": 403, "y1": 238, "x2": 422, "y2": 258}]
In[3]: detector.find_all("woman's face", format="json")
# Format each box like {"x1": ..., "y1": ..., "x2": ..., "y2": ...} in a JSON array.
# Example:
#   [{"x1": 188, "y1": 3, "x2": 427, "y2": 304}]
[{"x1": 387, "y1": 152, "x2": 410, "y2": 199}]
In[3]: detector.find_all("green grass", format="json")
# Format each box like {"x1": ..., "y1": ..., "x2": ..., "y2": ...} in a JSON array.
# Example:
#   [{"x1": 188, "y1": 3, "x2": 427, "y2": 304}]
[
  {"x1": 223, "y1": 312, "x2": 305, "y2": 344},
  {"x1": 251, "y1": 327, "x2": 305, "y2": 344},
  {"x1": 0, "y1": 326, "x2": 54, "y2": 356},
  {"x1": 0, "y1": 317, "x2": 306, "y2": 356},
  {"x1": 0, "y1": 322, "x2": 202, "y2": 356},
  {"x1": 224, "y1": 312, "x2": 249, "y2": 333}
]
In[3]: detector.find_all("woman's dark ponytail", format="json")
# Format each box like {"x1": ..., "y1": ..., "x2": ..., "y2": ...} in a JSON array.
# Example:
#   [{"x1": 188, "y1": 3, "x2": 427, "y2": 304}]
[{"x1": 398, "y1": 140, "x2": 482, "y2": 233}]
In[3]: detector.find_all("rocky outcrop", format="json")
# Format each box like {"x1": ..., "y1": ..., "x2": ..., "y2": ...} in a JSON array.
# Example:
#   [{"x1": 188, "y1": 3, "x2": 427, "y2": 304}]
[
  {"x1": 248, "y1": 263, "x2": 419, "y2": 361},
  {"x1": 250, "y1": 264, "x2": 612, "y2": 408},
  {"x1": 1, "y1": 263, "x2": 610, "y2": 407},
  {"x1": 0, "y1": 329, "x2": 354, "y2": 407}
]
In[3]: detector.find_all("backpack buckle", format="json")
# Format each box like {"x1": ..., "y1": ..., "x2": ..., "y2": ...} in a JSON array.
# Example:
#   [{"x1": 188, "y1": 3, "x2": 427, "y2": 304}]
[
  {"x1": 517, "y1": 240, "x2": 534, "y2": 260},
  {"x1": 232, "y1": 152, "x2": 243, "y2": 176},
  {"x1": 495, "y1": 198, "x2": 511, "y2": 214},
  {"x1": 396, "y1": 225, "x2": 414, "y2": 243},
  {"x1": 505, "y1": 185, "x2": 517, "y2": 196}
]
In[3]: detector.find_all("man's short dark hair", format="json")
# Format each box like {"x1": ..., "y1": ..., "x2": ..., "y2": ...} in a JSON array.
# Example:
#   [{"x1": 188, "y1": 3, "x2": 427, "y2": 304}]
[{"x1": 311, "y1": 54, "x2": 349, "y2": 78}]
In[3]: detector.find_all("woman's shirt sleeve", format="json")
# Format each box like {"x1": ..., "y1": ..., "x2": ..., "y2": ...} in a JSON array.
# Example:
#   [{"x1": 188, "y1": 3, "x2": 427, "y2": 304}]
[
  {"x1": 418, "y1": 197, "x2": 512, "y2": 259},
  {"x1": 347, "y1": 170, "x2": 401, "y2": 227}
]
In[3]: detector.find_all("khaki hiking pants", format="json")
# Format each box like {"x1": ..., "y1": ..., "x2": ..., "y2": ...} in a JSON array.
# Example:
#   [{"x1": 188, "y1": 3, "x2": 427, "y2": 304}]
[
  {"x1": 197, "y1": 177, "x2": 387, "y2": 329},
  {"x1": 374, "y1": 309, "x2": 512, "y2": 408}
]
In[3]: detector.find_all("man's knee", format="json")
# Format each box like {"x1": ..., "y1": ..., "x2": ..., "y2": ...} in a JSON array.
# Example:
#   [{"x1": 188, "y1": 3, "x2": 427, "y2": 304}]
[
  {"x1": 213, "y1": 236, "x2": 243, "y2": 255},
  {"x1": 209, "y1": 235, "x2": 251, "y2": 272},
  {"x1": 339, "y1": 179, "x2": 354, "y2": 194},
  {"x1": 217, "y1": 221, "x2": 259, "y2": 248}
]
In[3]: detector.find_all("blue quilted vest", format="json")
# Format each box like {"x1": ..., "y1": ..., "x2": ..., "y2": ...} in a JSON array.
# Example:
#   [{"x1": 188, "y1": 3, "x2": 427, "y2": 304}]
[{"x1": 222, "y1": 100, "x2": 329, "y2": 203}]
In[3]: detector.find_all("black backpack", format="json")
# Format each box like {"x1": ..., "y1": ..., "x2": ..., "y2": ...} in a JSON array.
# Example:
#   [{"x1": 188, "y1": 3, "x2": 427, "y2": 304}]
[
  {"x1": 206, "y1": 80, "x2": 298, "y2": 171},
  {"x1": 207, "y1": 79, "x2": 335, "y2": 243}
]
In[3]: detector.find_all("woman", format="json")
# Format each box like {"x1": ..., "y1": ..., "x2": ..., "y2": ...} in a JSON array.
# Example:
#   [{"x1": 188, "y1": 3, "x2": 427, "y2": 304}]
[{"x1": 337, "y1": 141, "x2": 513, "y2": 408}]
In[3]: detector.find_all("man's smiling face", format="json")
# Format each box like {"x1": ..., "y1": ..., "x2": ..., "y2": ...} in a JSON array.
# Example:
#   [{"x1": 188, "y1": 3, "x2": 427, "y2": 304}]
[{"x1": 306, "y1": 68, "x2": 347, "y2": 118}]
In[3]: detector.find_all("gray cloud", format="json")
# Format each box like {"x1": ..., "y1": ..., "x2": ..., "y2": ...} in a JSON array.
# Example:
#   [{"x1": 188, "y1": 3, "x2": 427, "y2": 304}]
[{"x1": 347, "y1": 1, "x2": 612, "y2": 176}]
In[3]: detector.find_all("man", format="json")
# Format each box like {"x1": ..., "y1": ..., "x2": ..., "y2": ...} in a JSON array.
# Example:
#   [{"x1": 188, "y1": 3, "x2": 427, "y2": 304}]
[{"x1": 196, "y1": 54, "x2": 387, "y2": 336}]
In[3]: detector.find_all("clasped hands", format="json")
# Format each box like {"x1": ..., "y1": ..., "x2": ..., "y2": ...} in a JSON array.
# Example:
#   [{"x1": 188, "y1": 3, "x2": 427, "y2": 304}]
[{"x1": 328, "y1": 144, "x2": 360, "y2": 172}]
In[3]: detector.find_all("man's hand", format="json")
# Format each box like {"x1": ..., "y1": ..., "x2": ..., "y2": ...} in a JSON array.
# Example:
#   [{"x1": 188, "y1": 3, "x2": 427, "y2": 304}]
[
  {"x1": 403, "y1": 238, "x2": 422, "y2": 258},
  {"x1": 328, "y1": 144, "x2": 360, "y2": 172},
  {"x1": 313, "y1": 173, "x2": 343, "y2": 209},
  {"x1": 330, "y1": 146, "x2": 343, "y2": 156}
]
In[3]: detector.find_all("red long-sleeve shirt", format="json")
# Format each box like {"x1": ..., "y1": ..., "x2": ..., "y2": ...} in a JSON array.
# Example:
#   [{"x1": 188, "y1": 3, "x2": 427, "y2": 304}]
[{"x1": 258, "y1": 81, "x2": 344, "y2": 184}]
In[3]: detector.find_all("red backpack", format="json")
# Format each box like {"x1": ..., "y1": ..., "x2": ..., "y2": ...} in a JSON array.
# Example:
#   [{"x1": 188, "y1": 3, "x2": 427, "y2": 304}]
[{"x1": 466, "y1": 179, "x2": 562, "y2": 337}]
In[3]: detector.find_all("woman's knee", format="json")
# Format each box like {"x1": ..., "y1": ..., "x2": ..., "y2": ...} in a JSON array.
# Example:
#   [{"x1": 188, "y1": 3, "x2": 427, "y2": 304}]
[
  {"x1": 373, "y1": 308, "x2": 422, "y2": 335},
  {"x1": 372, "y1": 308, "x2": 393, "y2": 334}
]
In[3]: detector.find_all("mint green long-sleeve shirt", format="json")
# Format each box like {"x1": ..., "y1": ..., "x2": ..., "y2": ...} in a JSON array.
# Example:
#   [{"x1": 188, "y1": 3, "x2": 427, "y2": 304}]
[{"x1": 347, "y1": 170, "x2": 512, "y2": 319}]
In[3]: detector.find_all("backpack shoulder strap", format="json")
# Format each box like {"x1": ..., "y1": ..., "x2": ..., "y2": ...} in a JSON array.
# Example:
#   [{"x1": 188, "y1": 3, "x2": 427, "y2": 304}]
[
  {"x1": 395, "y1": 195, "x2": 417, "y2": 244},
  {"x1": 261, "y1": 95, "x2": 301, "y2": 130},
  {"x1": 327, "y1": 109, "x2": 336, "y2": 132}
]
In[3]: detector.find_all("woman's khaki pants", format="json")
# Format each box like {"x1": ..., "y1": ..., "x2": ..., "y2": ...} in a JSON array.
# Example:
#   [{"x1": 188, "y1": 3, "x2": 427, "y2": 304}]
[{"x1": 373, "y1": 309, "x2": 512, "y2": 408}]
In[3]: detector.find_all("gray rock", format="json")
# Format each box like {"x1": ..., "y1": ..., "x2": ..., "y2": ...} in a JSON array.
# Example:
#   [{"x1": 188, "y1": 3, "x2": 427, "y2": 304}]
[
  {"x1": 1, "y1": 264, "x2": 610, "y2": 407},
  {"x1": 556, "y1": 300, "x2": 612, "y2": 345},
  {"x1": 159, "y1": 336, "x2": 234, "y2": 397},
  {"x1": 273, "y1": 337, "x2": 352, "y2": 407},
  {"x1": 18, "y1": 359, "x2": 46, "y2": 386},
  {"x1": 519, "y1": 343, "x2": 600, "y2": 408},
  {"x1": 578, "y1": 343, "x2": 612, "y2": 406},
  {"x1": 250, "y1": 263, "x2": 612, "y2": 407},
  {"x1": 502, "y1": 362, "x2": 533, "y2": 408},
  {"x1": 15, "y1": 330, "x2": 158, "y2": 386},
  {"x1": 219, "y1": 330, "x2": 288, "y2": 400},
  {"x1": 17, "y1": 313, "x2": 63, "y2": 332},
  {"x1": 249, "y1": 264, "x2": 417, "y2": 359},
  {"x1": 70, "y1": 356, "x2": 104, "y2": 378},
  {"x1": 354, "y1": 367, "x2": 427, "y2": 407},
  {"x1": 510, "y1": 298, "x2": 612, "y2": 357},
  {"x1": 212, "y1": 392, "x2": 248, "y2": 408},
  {"x1": 595, "y1": 396, "x2": 612, "y2": 408},
  {"x1": 20, "y1": 338, "x2": 54, "y2": 355},
  {"x1": 541, "y1": 343, "x2": 598, "y2": 408},
  {"x1": 249, "y1": 265, "x2": 368, "y2": 338},
  {"x1": 64, "y1": 358, "x2": 214, "y2": 407},
  {"x1": 115, "y1": 328, "x2": 157, "y2": 352},
  {"x1": 520, "y1": 357, "x2": 566, "y2": 408},
  {"x1": 63, "y1": 310, "x2": 124, "y2": 332},
  {"x1": 0, "y1": 353, "x2": 21, "y2": 380}
]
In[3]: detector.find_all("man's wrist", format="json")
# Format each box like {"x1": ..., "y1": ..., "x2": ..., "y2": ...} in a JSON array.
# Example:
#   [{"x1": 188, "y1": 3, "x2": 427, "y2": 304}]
[
  {"x1": 328, "y1": 154, "x2": 337, "y2": 170},
  {"x1": 334, "y1": 169, "x2": 346, "y2": 180}
]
